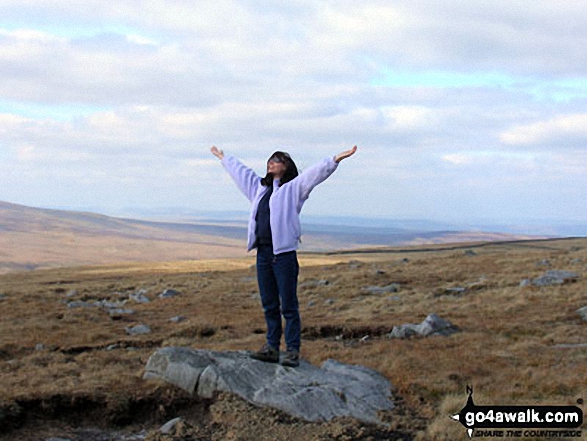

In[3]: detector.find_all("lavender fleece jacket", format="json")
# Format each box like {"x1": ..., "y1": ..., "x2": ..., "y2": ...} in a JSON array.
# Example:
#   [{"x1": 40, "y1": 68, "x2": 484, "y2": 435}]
[{"x1": 221, "y1": 155, "x2": 339, "y2": 254}]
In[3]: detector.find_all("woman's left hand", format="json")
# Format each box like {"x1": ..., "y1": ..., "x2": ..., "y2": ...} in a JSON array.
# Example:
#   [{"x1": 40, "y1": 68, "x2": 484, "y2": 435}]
[{"x1": 334, "y1": 145, "x2": 358, "y2": 163}]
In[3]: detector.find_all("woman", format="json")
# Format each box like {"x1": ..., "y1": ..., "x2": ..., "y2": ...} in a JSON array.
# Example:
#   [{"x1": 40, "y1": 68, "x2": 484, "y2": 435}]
[{"x1": 211, "y1": 145, "x2": 357, "y2": 367}]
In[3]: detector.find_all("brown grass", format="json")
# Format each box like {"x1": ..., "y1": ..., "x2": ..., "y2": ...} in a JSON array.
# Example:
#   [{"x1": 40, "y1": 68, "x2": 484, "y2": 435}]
[{"x1": 0, "y1": 238, "x2": 586, "y2": 439}]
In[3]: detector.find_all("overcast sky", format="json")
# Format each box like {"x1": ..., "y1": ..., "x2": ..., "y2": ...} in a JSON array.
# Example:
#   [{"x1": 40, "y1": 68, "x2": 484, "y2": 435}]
[{"x1": 1, "y1": 1, "x2": 586, "y2": 225}]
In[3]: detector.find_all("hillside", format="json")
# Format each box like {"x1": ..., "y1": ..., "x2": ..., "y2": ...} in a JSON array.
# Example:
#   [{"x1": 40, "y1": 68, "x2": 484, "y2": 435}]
[
  {"x1": 0, "y1": 238, "x2": 585, "y2": 440},
  {"x1": 0, "y1": 201, "x2": 542, "y2": 274}
]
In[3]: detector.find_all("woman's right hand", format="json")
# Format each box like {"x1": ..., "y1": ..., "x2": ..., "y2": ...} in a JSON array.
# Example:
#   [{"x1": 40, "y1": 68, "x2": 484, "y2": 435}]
[{"x1": 211, "y1": 146, "x2": 224, "y2": 160}]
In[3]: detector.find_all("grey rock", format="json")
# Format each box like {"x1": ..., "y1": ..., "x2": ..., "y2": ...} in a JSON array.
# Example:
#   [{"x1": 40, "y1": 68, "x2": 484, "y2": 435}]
[
  {"x1": 160, "y1": 417, "x2": 183, "y2": 434},
  {"x1": 144, "y1": 347, "x2": 394, "y2": 425},
  {"x1": 532, "y1": 270, "x2": 579, "y2": 286},
  {"x1": 160, "y1": 288, "x2": 182, "y2": 298},
  {"x1": 66, "y1": 289, "x2": 78, "y2": 298},
  {"x1": 300, "y1": 279, "x2": 330, "y2": 289},
  {"x1": 130, "y1": 293, "x2": 150, "y2": 303},
  {"x1": 577, "y1": 306, "x2": 587, "y2": 322},
  {"x1": 126, "y1": 324, "x2": 152, "y2": 335},
  {"x1": 436, "y1": 287, "x2": 467, "y2": 297},
  {"x1": 97, "y1": 300, "x2": 127, "y2": 309},
  {"x1": 0, "y1": 294, "x2": 6, "y2": 301},
  {"x1": 363, "y1": 283, "x2": 400, "y2": 294},
  {"x1": 67, "y1": 300, "x2": 98, "y2": 309},
  {"x1": 170, "y1": 315, "x2": 187, "y2": 323},
  {"x1": 324, "y1": 298, "x2": 335, "y2": 305},
  {"x1": 388, "y1": 313, "x2": 459, "y2": 339},
  {"x1": 387, "y1": 296, "x2": 401, "y2": 301},
  {"x1": 107, "y1": 344, "x2": 120, "y2": 351},
  {"x1": 464, "y1": 250, "x2": 477, "y2": 257},
  {"x1": 307, "y1": 300, "x2": 316, "y2": 307},
  {"x1": 520, "y1": 279, "x2": 531, "y2": 287},
  {"x1": 536, "y1": 259, "x2": 551, "y2": 267},
  {"x1": 35, "y1": 343, "x2": 45, "y2": 351},
  {"x1": 571, "y1": 258, "x2": 583, "y2": 264},
  {"x1": 108, "y1": 308, "x2": 135, "y2": 316}
]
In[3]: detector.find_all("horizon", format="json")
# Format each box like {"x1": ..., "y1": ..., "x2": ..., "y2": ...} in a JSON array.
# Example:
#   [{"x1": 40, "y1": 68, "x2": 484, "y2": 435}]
[{"x1": 1, "y1": 1, "x2": 586, "y2": 225}]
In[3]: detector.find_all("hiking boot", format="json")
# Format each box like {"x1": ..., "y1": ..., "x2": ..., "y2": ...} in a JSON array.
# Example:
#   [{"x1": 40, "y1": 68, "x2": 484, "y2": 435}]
[
  {"x1": 250, "y1": 343, "x2": 279, "y2": 363},
  {"x1": 281, "y1": 348, "x2": 300, "y2": 367}
]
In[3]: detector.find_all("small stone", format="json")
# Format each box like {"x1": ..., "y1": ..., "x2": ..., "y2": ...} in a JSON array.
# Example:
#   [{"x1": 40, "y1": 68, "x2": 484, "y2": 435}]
[
  {"x1": 160, "y1": 289, "x2": 181, "y2": 298},
  {"x1": 363, "y1": 284, "x2": 400, "y2": 294},
  {"x1": 160, "y1": 417, "x2": 183, "y2": 434},
  {"x1": 66, "y1": 289, "x2": 78, "y2": 297},
  {"x1": 388, "y1": 313, "x2": 459, "y2": 339},
  {"x1": 0, "y1": 294, "x2": 6, "y2": 301},
  {"x1": 35, "y1": 343, "x2": 45, "y2": 351},
  {"x1": 67, "y1": 300, "x2": 97, "y2": 309},
  {"x1": 375, "y1": 270, "x2": 386, "y2": 275},
  {"x1": 463, "y1": 250, "x2": 477, "y2": 257},
  {"x1": 170, "y1": 316, "x2": 187, "y2": 323},
  {"x1": 401, "y1": 258, "x2": 409, "y2": 263},
  {"x1": 307, "y1": 300, "x2": 316, "y2": 307},
  {"x1": 108, "y1": 308, "x2": 135, "y2": 316},
  {"x1": 324, "y1": 298, "x2": 335, "y2": 305},
  {"x1": 532, "y1": 270, "x2": 579, "y2": 286},
  {"x1": 106, "y1": 344, "x2": 119, "y2": 351},
  {"x1": 519, "y1": 279, "x2": 531, "y2": 287},
  {"x1": 125, "y1": 324, "x2": 152, "y2": 335},
  {"x1": 571, "y1": 258, "x2": 583, "y2": 264},
  {"x1": 536, "y1": 259, "x2": 551, "y2": 267},
  {"x1": 577, "y1": 306, "x2": 587, "y2": 322},
  {"x1": 130, "y1": 293, "x2": 150, "y2": 303}
]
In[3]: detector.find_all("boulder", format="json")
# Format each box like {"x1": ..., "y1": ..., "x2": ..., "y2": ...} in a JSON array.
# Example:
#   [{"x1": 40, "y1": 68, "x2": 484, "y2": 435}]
[
  {"x1": 126, "y1": 324, "x2": 152, "y2": 335},
  {"x1": 144, "y1": 347, "x2": 394, "y2": 425},
  {"x1": 388, "y1": 313, "x2": 459, "y2": 339},
  {"x1": 160, "y1": 289, "x2": 182, "y2": 298},
  {"x1": 532, "y1": 270, "x2": 579, "y2": 286},
  {"x1": 362, "y1": 283, "x2": 400, "y2": 294}
]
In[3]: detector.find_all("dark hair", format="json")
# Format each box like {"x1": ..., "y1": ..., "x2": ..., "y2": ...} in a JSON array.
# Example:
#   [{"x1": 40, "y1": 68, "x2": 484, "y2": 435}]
[{"x1": 261, "y1": 151, "x2": 299, "y2": 187}]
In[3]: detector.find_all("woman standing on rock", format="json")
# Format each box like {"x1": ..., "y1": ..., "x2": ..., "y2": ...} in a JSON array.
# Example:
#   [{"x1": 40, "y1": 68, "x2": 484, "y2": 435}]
[{"x1": 211, "y1": 145, "x2": 357, "y2": 367}]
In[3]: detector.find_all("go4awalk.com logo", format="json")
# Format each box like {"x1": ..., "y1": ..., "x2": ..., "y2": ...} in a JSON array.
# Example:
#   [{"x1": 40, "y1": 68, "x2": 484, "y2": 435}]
[{"x1": 451, "y1": 387, "x2": 583, "y2": 438}]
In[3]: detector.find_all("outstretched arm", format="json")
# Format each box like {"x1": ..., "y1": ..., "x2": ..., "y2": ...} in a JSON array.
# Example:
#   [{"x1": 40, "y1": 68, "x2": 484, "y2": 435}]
[
  {"x1": 297, "y1": 146, "x2": 358, "y2": 201},
  {"x1": 211, "y1": 146, "x2": 260, "y2": 202}
]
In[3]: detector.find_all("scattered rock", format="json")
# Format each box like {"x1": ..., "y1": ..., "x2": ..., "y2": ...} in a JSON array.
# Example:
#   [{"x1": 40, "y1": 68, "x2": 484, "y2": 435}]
[
  {"x1": 375, "y1": 270, "x2": 386, "y2": 275},
  {"x1": 362, "y1": 284, "x2": 400, "y2": 294},
  {"x1": 170, "y1": 315, "x2": 187, "y2": 323},
  {"x1": 401, "y1": 258, "x2": 410, "y2": 263},
  {"x1": 160, "y1": 417, "x2": 183, "y2": 434},
  {"x1": 388, "y1": 313, "x2": 459, "y2": 339},
  {"x1": 434, "y1": 286, "x2": 466, "y2": 297},
  {"x1": 532, "y1": 270, "x2": 579, "y2": 286},
  {"x1": 536, "y1": 259, "x2": 551, "y2": 267},
  {"x1": 520, "y1": 279, "x2": 531, "y2": 287},
  {"x1": 35, "y1": 343, "x2": 45, "y2": 351},
  {"x1": 125, "y1": 324, "x2": 152, "y2": 335},
  {"x1": 324, "y1": 298, "x2": 335, "y2": 305},
  {"x1": 386, "y1": 296, "x2": 401, "y2": 301},
  {"x1": 463, "y1": 250, "x2": 477, "y2": 257},
  {"x1": 0, "y1": 294, "x2": 6, "y2": 301},
  {"x1": 571, "y1": 258, "x2": 583, "y2": 264},
  {"x1": 143, "y1": 347, "x2": 395, "y2": 425},
  {"x1": 106, "y1": 344, "x2": 120, "y2": 351},
  {"x1": 108, "y1": 308, "x2": 135, "y2": 316},
  {"x1": 130, "y1": 292, "x2": 150, "y2": 303},
  {"x1": 160, "y1": 289, "x2": 182, "y2": 298},
  {"x1": 577, "y1": 306, "x2": 587, "y2": 322},
  {"x1": 67, "y1": 300, "x2": 98, "y2": 309},
  {"x1": 307, "y1": 300, "x2": 316, "y2": 307},
  {"x1": 66, "y1": 290, "x2": 78, "y2": 298},
  {"x1": 300, "y1": 279, "x2": 330, "y2": 289}
]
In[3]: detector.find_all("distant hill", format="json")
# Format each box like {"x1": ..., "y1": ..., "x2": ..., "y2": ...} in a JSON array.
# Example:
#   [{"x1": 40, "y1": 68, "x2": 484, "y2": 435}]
[{"x1": 0, "y1": 201, "x2": 543, "y2": 273}]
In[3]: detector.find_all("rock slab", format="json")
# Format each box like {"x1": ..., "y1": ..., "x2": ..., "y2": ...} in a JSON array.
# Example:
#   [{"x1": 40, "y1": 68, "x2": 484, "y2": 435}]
[
  {"x1": 143, "y1": 347, "x2": 394, "y2": 425},
  {"x1": 388, "y1": 313, "x2": 459, "y2": 338}
]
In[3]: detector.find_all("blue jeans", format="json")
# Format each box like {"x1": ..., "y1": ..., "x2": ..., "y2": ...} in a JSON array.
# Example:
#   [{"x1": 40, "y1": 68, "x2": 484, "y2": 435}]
[{"x1": 256, "y1": 245, "x2": 300, "y2": 351}]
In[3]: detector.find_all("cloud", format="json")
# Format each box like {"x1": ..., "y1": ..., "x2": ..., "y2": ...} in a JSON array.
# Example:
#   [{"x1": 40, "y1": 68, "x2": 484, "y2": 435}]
[{"x1": 500, "y1": 114, "x2": 587, "y2": 147}]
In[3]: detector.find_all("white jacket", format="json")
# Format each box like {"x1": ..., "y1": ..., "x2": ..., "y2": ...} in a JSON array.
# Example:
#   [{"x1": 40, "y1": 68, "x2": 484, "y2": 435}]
[{"x1": 221, "y1": 155, "x2": 339, "y2": 254}]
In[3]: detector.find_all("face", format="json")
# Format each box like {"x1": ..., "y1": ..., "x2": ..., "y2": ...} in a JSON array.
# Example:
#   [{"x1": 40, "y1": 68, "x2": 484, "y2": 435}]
[{"x1": 267, "y1": 155, "x2": 287, "y2": 178}]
